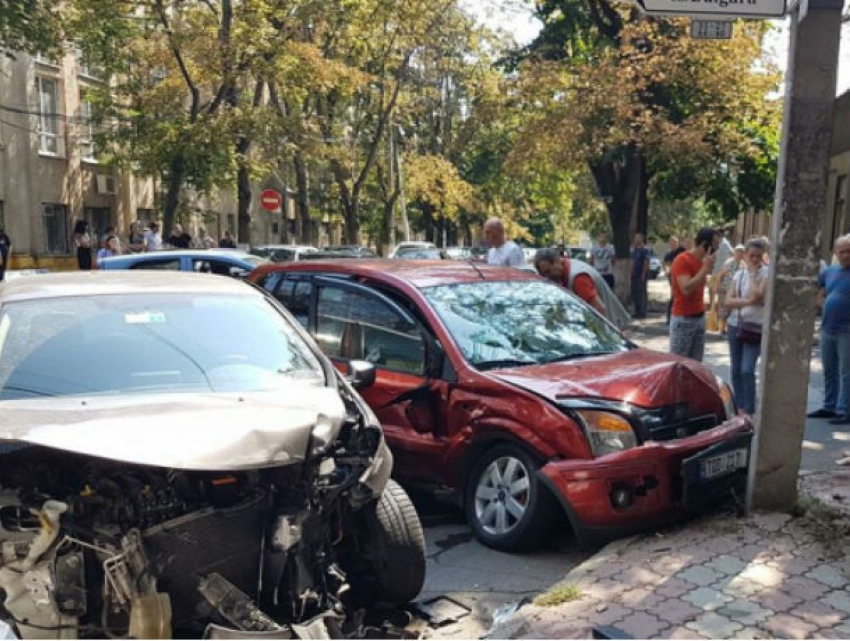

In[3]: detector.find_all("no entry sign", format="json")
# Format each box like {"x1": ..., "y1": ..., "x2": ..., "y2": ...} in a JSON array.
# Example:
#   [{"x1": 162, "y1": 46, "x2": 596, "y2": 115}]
[
  {"x1": 260, "y1": 189, "x2": 282, "y2": 212},
  {"x1": 635, "y1": 0, "x2": 786, "y2": 17}
]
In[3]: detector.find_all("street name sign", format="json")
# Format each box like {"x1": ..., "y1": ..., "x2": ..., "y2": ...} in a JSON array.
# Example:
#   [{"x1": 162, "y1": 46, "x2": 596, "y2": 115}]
[
  {"x1": 690, "y1": 19, "x2": 734, "y2": 38},
  {"x1": 635, "y1": 0, "x2": 786, "y2": 18},
  {"x1": 260, "y1": 189, "x2": 282, "y2": 212}
]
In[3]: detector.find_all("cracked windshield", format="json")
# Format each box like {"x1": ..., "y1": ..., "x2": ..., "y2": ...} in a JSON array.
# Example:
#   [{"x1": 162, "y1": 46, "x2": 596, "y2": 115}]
[{"x1": 424, "y1": 280, "x2": 629, "y2": 370}]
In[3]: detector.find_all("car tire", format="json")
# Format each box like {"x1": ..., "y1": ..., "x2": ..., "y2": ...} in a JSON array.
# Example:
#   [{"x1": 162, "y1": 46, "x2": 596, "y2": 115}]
[
  {"x1": 464, "y1": 444, "x2": 556, "y2": 551},
  {"x1": 360, "y1": 480, "x2": 426, "y2": 605}
]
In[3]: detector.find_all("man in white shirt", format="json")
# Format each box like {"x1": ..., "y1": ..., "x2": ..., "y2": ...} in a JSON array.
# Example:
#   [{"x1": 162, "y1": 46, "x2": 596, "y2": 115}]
[
  {"x1": 484, "y1": 218, "x2": 525, "y2": 268},
  {"x1": 143, "y1": 222, "x2": 163, "y2": 252}
]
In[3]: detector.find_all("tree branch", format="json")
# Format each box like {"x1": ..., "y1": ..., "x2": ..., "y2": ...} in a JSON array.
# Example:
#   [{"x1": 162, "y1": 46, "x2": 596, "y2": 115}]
[{"x1": 153, "y1": 0, "x2": 200, "y2": 118}]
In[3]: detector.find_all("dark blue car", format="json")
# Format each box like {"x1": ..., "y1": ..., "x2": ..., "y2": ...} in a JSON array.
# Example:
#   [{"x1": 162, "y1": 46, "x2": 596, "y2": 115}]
[{"x1": 98, "y1": 249, "x2": 267, "y2": 278}]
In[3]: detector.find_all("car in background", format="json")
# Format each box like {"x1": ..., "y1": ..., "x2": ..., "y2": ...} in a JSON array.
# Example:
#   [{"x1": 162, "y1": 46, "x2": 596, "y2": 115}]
[
  {"x1": 522, "y1": 247, "x2": 539, "y2": 264},
  {"x1": 0, "y1": 272, "x2": 425, "y2": 638},
  {"x1": 393, "y1": 247, "x2": 448, "y2": 260},
  {"x1": 445, "y1": 247, "x2": 471, "y2": 260},
  {"x1": 300, "y1": 250, "x2": 374, "y2": 261},
  {"x1": 250, "y1": 244, "x2": 318, "y2": 263},
  {"x1": 99, "y1": 249, "x2": 267, "y2": 278},
  {"x1": 248, "y1": 260, "x2": 752, "y2": 552},
  {"x1": 649, "y1": 252, "x2": 663, "y2": 279},
  {"x1": 389, "y1": 241, "x2": 435, "y2": 259},
  {"x1": 322, "y1": 245, "x2": 379, "y2": 258},
  {"x1": 567, "y1": 246, "x2": 591, "y2": 263}
]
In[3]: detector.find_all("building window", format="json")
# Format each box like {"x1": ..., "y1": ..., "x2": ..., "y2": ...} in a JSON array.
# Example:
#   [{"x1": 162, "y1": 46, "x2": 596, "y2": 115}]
[
  {"x1": 36, "y1": 77, "x2": 62, "y2": 156},
  {"x1": 42, "y1": 203, "x2": 69, "y2": 254},
  {"x1": 84, "y1": 207, "x2": 111, "y2": 247},
  {"x1": 833, "y1": 175, "x2": 847, "y2": 247},
  {"x1": 75, "y1": 45, "x2": 102, "y2": 79},
  {"x1": 34, "y1": 51, "x2": 60, "y2": 67},
  {"x1": 80, "y1": 98, "x2": 96, "y2": 161}
]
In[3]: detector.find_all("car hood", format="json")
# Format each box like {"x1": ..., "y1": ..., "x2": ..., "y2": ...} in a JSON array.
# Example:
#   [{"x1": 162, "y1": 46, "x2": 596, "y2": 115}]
[
  {"x1": 490, "y1": 349, "x2": 721, "y2": 410},
  {"x1": 0, "y1": 385, "x2": 345, "y2": 470}
]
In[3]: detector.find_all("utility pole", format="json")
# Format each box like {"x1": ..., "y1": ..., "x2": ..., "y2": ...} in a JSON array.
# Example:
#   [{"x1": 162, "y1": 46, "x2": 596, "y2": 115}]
[{"x1": 748, "y1": 0, "x2": 844, "y2": 511}]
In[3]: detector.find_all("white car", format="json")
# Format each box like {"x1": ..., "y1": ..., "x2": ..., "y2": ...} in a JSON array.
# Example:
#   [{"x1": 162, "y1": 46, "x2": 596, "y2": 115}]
[
  {"x1": 250, "y1": 244, "x2": 318, "y2": 263},
  {"x1": 389, "y1": 241, "x2": 435, "y2": 259},
  {"x1": 649, "y1": 255, "x2": 663, "y2": 279}
]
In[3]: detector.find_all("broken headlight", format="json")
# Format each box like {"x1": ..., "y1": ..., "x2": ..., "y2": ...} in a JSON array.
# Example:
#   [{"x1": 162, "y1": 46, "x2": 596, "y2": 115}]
[{"x1": 573, "y1": 410, "x2": 638, "y2": 457}]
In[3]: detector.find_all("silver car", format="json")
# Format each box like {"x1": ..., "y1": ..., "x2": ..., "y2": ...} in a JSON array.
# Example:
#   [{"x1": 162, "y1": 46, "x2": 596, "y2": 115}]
[{"x1": 0, "y1": 272, "x2": 424, "y2": 639}]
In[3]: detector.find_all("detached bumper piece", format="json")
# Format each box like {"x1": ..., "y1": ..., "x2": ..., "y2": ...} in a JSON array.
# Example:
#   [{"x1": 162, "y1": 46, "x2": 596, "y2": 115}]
[{"x1": 537, "y1": 417, "x2": 754, "y2": 546}]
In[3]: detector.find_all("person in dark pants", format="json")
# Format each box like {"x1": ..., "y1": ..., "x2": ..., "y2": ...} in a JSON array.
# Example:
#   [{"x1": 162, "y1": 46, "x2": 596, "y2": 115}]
[
  {"x1": 631, "y1": 233, "x2": 650, "y2": 319},
  {"x1": 0, "y1": 226, "x2": 11, "y2": 282},
  {"x1": 663, "y1": 236, "x2": 685, "y2": 325},
  {"x1": 73, "y1": 220, "x2": 92, "y2": 270}
]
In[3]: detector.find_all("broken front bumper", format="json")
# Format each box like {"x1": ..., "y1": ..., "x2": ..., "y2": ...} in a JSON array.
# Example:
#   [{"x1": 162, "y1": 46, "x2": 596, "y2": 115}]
[{"x1": 537, "y1": 416, "x2": 753, "y2": 546}]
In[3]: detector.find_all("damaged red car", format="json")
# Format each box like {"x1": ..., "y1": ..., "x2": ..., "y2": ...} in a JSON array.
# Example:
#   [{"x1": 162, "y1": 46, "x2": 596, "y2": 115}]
[{"x1": 248, "y1": 261, "x2": 754, "y2": 551}]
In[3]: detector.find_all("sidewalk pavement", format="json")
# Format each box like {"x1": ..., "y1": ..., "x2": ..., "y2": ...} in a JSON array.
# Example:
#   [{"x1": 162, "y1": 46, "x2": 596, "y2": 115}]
[{"x1": 488, "y1": 470, "x2": 850, "y2": 640}]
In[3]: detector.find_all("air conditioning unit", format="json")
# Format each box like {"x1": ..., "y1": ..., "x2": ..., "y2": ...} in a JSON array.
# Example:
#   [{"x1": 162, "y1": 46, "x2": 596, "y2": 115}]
[{"x1": 96, "y1": 174, "x2": 117, "y2": 195}]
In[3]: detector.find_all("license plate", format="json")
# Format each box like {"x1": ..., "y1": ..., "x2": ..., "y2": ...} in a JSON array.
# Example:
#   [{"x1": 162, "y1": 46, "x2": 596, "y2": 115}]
[{"x1": 699, "y1": 448, "x2": 748, "y2": 480}]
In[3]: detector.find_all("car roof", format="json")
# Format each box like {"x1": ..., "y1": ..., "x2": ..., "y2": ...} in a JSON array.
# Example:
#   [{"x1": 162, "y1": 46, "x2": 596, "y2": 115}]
[
  {"x1": 257, "y1": 259, "x2": 541, "y2": 289},
  {"x1": 253, "y1": 245, "x2": 315, "y2": 251},
  {"x1": 102, "y1": 249, "x2": 255, "y2": 261},
  {"x1": 0, "y1": 271, "x2": 259, "y2": 303}
]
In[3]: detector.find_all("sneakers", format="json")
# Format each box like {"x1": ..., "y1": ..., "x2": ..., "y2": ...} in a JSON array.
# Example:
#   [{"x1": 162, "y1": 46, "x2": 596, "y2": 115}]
[
  {"x1": 830, "y1": 415, "x2": 850, "y2": 425},
  {"x1": 808, "y1": 408, "x2": 838, "y2": 419}
]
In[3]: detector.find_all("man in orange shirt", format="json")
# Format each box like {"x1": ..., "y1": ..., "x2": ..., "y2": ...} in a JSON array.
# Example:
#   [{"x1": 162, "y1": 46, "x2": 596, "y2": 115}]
[
  {"x1": 669, "y1": 228, "x2": 720, "y2": 361},
  {"x1": 534, "y1": 248, "x2": 608, "y2": 317}
]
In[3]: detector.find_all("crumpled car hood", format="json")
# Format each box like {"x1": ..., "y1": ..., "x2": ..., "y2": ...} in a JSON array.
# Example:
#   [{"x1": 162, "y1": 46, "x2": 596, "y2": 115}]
[
  {"x1": 490, "y1": 349, "x2": 721, "y2": 409},
  {"x1": 0, "y1": 384, "x2": 345, "y2": 470}
]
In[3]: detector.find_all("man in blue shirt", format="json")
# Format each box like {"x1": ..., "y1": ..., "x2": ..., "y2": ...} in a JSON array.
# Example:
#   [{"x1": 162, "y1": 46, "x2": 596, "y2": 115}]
[
  {"x1": 631, "y1": 233, "x2": 650, "y2": 319},
  {"x1": 809, "y1": 235, "x2": 850, "y2": 424}
]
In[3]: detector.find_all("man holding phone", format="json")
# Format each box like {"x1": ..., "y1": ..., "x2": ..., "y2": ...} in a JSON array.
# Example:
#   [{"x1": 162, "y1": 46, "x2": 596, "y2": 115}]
[{"x1": 669, "y1": 228, "x2": 721, "y2": 361}]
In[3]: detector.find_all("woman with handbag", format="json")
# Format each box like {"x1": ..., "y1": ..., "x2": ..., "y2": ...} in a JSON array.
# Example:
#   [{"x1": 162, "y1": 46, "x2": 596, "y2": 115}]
[{"x1": 723, "y1": 238, "x2": 768, "y2": 414}]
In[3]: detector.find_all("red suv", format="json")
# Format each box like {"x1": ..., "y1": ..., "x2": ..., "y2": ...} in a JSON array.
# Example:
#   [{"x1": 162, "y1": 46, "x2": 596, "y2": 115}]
[{"x1": 248, "y1": 260, "x2": 753, "y2": 551}]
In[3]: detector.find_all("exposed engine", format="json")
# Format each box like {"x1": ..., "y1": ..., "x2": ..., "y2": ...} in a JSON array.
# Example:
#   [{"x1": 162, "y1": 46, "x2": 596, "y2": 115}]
[{"x1": 0, "y1": 391, "x2": 405, "y2": 640}]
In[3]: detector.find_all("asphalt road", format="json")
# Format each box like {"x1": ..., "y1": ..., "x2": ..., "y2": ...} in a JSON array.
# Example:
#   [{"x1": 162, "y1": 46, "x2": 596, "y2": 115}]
[{"x1": 412, "y1": 278, "x2": 844, "y2": 638}]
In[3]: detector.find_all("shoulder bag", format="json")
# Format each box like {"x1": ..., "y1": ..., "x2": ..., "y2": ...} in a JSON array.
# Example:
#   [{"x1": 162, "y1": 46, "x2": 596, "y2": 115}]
[{"x1": 736, "y1": 272, "x2": 763, "y2": 345}]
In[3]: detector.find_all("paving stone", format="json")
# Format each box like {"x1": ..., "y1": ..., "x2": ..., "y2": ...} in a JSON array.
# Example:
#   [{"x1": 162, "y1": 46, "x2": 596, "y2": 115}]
[
  {"x1": 759, "y1": 613, "x2": 818, "y2": 639},
  {"x1": 765, "y1": 536, "x2": 798, "y2": 555},
  {"x1": 590, "y1": 561, "x2": 634, "y2": 580},
  {"x1": 685, "y1": 612, "x2": 744, "y2": 638},
  {"x1": 665, "y1": 625, "x2": 709, "y2": 639},
  {"x1": 736, "y1": 626, "x2": 770, "y2": 639},
  {"x1": 752, "y1": 512, "x2": 792, "y2": 532},
  {"x1": 716, "y1": 599, "x2": 773, "y2": 626},
  {"x1": 781, "y1": 575, "x2": 832, "y2": 601},
  {"x1": 676, "y1": 566, "x2": 725, "y2": 587},
  {"x1": 739, "y1": 563, "x2": 787, "y2": 588},
  {"x1": 653, "y1": 555, "x2": 691, "y2": 576},
  {"x1": 647, "y1": 598, "x2": 702, "y2": 627},
  {"x1": 805, "y1": 565, "x2": 849, "y2": 589},
  {"x1": 616, "y1": 612, "x2": 668, "y2": 638},
  {"x1": 656, "y1": 577, "x2": 698, "y2": 600},
  {"x1": 823, "y1": 622, "x2": 850, "y2": 638},
  {"x1": 584, "y1": 603, "x2": 633, "y2": 627},
  {"x1": 613, "y1": 566, "x2": 666, "y2": 587},
  {"x1": 705, "y1": 554, "x2": 748, "y2": 576},
  {"x1": 789, "y1": 601, "x2": 846, "y2": 628},
  {"x1": 617, "y1": 587, "x2": 666, "y2": 610},
  {"x1": 735, "y1": 544, "x2": 778, "y2": 565},
  {"x1": 766, "y1": 554, "x2": 819, "y2": 576},
  {"x1": 702, "y1": 536, "x2": 744, "y2": 555},
  {"x1": 681, "y1": 587, "x2": 732, "y2": 611},
  {"x1": 752, "y1": 588, "x2": 803, "y2": 612},
  {"x1": 714, "y1": 575, "x2": 766, "y2": 599},
  {"x1": 823, "y1": 590, "x2": 850, "y2": 615},
  {"x1": 583, "y1": 578, "x2": 631, "y2": 601}
]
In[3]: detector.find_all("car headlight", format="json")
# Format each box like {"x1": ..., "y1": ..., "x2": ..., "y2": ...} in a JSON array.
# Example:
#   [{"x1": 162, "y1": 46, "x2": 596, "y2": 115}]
[
  {"x1": 716, "y1": 376, "x2": 737, "y2": 419},
  {"x1": 574, "y1": 410, "x2": 638, "y2": 457}
]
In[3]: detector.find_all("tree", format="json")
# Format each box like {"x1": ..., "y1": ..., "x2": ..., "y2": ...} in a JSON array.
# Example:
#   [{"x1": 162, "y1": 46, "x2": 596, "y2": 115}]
[{"x1": 0, "y1": 0, "x2": 63, "y2": 56}]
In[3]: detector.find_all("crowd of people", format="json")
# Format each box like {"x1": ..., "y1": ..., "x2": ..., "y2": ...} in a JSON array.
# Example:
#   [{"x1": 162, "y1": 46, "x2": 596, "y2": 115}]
[{"x1": 67, "y1": 220, "x2": 239, "y2": 270}]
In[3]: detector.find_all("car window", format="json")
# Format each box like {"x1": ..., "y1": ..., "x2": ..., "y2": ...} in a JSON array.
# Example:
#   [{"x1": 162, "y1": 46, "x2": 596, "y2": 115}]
[
  {"x1": 276, "y1": 278, "x2": 312, "y2": 328},
  {"x1": 130, "y1": 258, "x2": 181, "y2": 271},
  {"x1": 316, "y1": 285, "x2": 425, "y2": 375},
  {"x1": 270, "y1": 249, "x2": 295, "y2": 262},
  {"x1": 259, "y1": 271, "x2": 284, "y2": 294}
]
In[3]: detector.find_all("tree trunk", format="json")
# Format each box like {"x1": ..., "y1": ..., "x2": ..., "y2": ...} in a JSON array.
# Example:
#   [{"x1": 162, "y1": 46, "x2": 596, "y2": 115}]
[
  {"x1": 343, "y1": 201, "x2": 360, "y2": 245},
  {"x1": 294, "y1": 151, "x2": 311, "y2": 245},
  {"x1": 422, "y1": 203, "x2": 434, "y2": 242},
  {"x1": 162, "y1": 155, "x2": 185, "y2": 234},
  {"x1": 236, "y1": 163, "x2": 251, "y2": 245}
]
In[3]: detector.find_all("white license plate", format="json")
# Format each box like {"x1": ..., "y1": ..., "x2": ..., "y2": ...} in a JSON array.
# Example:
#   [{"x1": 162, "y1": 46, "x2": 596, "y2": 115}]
[{"x1": 700, "y1": 448, "x2": 749, "y2": 480}]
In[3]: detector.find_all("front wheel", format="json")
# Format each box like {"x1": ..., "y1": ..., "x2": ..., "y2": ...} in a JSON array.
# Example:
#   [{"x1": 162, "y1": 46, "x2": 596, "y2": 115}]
[{"x1": 465, "y1": 445, "x2": 556, "y2": 551}]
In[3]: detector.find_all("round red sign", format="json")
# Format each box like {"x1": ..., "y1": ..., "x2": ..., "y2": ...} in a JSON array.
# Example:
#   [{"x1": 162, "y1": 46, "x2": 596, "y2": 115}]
[{"x1": 260, "y1": 189, "x2": 282, "y2": 212}]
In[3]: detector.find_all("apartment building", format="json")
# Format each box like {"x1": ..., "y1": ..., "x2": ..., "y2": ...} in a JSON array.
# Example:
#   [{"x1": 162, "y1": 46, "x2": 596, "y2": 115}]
[{"x1": 0, "y1": 47, "x2": 326, "y2": 269}]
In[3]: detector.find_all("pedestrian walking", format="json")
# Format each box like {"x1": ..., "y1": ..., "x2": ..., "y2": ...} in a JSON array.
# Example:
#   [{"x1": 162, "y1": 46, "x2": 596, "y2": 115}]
[
  {"x1": 96, "y1": 235, "x2": 121, "y2": 266},
  {"x1": 534, "y1": 248, "x2": 631, "y2": 326},
  {"x1": 127, "y1": 222, "x2": 145, "y2": 253},
  {"x1": 716, "y1": 244, "x2": 745, "y2": 335},
  {"x1": 483, "y1": 218, "x2": 525, "y2": 268},
  {"x1": 196, "y1": 227, "x2": 217, "y2": 249},
  {"x1": 219, "y1": 230, "x2": 236, "y2": 249},
  {"x1": 73, "y1": 220, "x2": 93, "y2": 270},
  {"x1": 663, "y1": 237, "x2": 685, "y2": 325},
  {"x1": 723, "y1": 238, "x2": 768, "y2": 415},
  {"x1": 0, "y1": 226, "x2": 12, "y2": 282},
  {"x1": 168, "y1": 223, "x2": 192, "y2": 249},
  {"x1": 589, "y1": 233, "x2": 616, "y2": 290},
  {"x1": 143, "y1": 222, "x2": 162, "y2": 252},
  {"x1": 808, "y1": 235, "x2": 850, "y2": 424},
  {"x1": 631, "y1": 233, "x2": 650, "y2": 319},
  {"x1": 669, "y1": 228, "x2": 719, "y2": 361}
]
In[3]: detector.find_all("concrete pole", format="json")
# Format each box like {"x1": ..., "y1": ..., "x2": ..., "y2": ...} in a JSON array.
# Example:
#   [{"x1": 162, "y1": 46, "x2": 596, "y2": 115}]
[{"x1": 748, "y1": 0, "x2": 843, "y2": 511}]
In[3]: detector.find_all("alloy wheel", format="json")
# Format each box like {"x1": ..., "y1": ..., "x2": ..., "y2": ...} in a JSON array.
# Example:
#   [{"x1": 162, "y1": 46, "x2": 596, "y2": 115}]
[{"x1": 473, "y1": 455, "x2": 530, "y2": 536}]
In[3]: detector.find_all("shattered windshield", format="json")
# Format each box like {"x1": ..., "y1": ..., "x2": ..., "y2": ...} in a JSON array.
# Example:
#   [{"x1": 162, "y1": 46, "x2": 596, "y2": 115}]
[
  {"x1": 0, "y1": 294, "x2": 324, "y2": 400},
  {"x1": 423, "y1": 281, "x2": 629, "y2": 370}
]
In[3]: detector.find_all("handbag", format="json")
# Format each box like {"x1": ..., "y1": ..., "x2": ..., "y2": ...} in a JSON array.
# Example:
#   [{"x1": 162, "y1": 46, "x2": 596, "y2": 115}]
[{"x1": 735, "y1": 273, "x2": 763, "y2": 344}]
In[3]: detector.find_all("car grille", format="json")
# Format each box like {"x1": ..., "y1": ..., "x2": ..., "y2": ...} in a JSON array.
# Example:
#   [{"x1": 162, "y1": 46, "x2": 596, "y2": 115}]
[{"x1": 645, "y1": 415, "x2": 719, "y2": 442}]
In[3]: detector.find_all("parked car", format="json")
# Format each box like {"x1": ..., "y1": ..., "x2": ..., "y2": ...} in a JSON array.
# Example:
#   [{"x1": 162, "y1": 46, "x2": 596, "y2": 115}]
[
  {"x1": 649, "y1": 252, "x2": 663, "y2": 279},
  {"x1": 321, "y1": 245, "x2": 379, "y2": 258},
  {"x1": 393, "y1": 247, "x2": 448, "y2": 260},
  {"x1": 300, "y1": 250, "x2": 373, "y2": 261},
  {"x1": 445, "y1": 246, "x2": 470, "y2": 260},
  {"x1": 0, "y1": 272, "x2": 425, "y2": 639},
  {"x1": 248, "y1": 261, "x2": 753, "y2": 551},
  {"x1": 468, "y1": 246, "x2": 488, "y2": 262},
  {"x1": 389, "y1": 241, "x2": 436, "y2": 259},
  {"x1": 250, "y1": 244, "x2": 318, "y2": 263},
  {"x1": 567, "y1": 246, "x2": 591, "y2": 263},
  {"x1": 99, "y1": 249, "x2": 267, "y2": 278},
  {"x1": 522, "y1": 247, "x2": 540, "y2": 264}
]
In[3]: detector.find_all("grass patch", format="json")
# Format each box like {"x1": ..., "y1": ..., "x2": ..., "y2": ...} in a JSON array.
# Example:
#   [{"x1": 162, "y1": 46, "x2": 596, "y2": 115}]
[{"x1": 533, "y1": 584, "x2": 583, "y2": 607}]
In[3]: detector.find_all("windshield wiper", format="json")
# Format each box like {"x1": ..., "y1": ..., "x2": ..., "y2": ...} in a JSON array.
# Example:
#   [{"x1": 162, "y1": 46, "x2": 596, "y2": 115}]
[
  {"x1": 543, "y1": 351, "x2": 617, "y2": 364},
  {"x1": 475, "y1": 359, "x2": 537, "y2": 371},
  {"x1": 0, "y1": 386, "x2": 58, "y2": 398}
]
